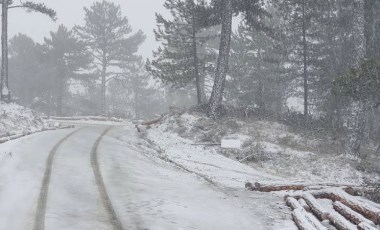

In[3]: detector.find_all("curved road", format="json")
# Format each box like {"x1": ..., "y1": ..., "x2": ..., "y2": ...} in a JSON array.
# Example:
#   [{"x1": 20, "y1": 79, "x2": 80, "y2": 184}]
[{"x1": 0, "y1": 124, "x2": 293, "y2": 230}]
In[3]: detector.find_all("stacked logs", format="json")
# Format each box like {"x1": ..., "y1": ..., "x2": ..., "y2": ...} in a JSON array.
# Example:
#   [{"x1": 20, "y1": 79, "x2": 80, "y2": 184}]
[{"x1": 245, "y1": 182, "x2": 380, "y2": 230}]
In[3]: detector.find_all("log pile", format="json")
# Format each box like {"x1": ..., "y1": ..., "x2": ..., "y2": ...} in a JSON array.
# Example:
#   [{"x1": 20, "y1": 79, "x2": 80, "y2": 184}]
[{"x1": 245, "y1": 181, "x2": 380, "y2": 230}]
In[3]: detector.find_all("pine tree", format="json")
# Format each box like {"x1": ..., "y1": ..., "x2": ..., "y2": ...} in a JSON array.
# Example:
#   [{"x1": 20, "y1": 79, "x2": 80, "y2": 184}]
[
  {"x1": 207, "y1": 0, "x2": 271, "y2": 118},
  {"x1": 0, "y1": 0, "x2": 56, "y2": 103},
  {"x1": 42, "y1": 25, "x2": 91, "y2": 116},
  {"x1": 75, "y1": 0, "x2": 145, "y2": 115},
  {"x1": 147, "y1": 0, "x2": 212, "y2": 105},
  {"x1": 228, "y1": 12, "x2": 288, "y2": 117},
  {"x1": 8, "y1": 34, "x2": 47, "y2": 106}
]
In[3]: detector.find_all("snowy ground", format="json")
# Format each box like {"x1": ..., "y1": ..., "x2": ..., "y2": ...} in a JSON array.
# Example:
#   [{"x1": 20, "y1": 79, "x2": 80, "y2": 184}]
[
  {"x1": 146, "y1": 112, "x2": 379, "y2": 185},
  {"x1": 0, "y1": 123, "x2": 296, "y2": 230},
  {"x1": 0, "y1": 102, "x2": 47, "y2": 137}
]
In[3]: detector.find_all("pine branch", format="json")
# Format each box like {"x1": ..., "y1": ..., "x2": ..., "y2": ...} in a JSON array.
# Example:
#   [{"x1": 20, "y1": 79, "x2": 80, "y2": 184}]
[{"x1": 8, "y1": 1, "x2": 56, "y2": 21}]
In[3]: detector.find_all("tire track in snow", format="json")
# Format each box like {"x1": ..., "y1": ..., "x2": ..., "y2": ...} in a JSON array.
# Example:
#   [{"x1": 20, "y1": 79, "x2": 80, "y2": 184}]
[
  {"x1": 91, "y1": 127, "x2": 124, "y2": 230},
  {"x1": 33, "y1": 128, "x2": 82, "y2": 230}
]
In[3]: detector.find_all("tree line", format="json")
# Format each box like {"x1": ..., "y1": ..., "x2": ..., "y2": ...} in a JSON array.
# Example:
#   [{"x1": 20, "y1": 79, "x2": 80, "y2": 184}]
[
  {"x1": 2, "y1": 0, "x2": 173, "y2": 118},
  {"x1": 147, "y1": 0, "x2": 380, "y2": 157}
]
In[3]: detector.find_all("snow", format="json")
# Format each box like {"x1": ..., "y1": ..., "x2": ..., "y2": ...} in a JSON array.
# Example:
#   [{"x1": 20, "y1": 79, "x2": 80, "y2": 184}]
[
  {"x1": 104, "y1": 125, "x2": 296, "y2": 230},
  {"x1": 0, "y1": 128, "x2": 78, "y2": 230},
  {"x1": 147, "y1": 121, "x2": 280, "y2": 188},
  {"x1": 221, "y1": 134, "x2": 250, "y2": 149},
  {"x1": 0, "y1": 124, "x2": 296, "y2": 230},
  {"x1": 0, "y1": 102, "x2": 47, "y2": 137},
  {"x1": 152, "y1": 112, "x2": 379, "y2": 185}
]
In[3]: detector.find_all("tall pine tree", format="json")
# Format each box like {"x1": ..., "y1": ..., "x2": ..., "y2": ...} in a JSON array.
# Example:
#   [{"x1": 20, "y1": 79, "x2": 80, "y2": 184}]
[
  {"x1": 147, "y1": 0, "x2": 212, "y2": 105},
  {"x1": 42, "y1": 25, "x2": 91, "y2": 116},
  {"x1": 75, "y1": 0, "x2": 145, "y2": 115}
]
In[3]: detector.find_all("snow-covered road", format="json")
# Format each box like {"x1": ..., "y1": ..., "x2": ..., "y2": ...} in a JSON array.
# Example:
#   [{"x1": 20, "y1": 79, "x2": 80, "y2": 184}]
[{"x1": 0, "y1": 124, "x2": 295, "y2": 230}]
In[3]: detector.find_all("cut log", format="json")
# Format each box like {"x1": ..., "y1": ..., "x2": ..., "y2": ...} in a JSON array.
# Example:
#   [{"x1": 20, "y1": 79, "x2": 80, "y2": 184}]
[
  {"x1": 292, "y1": 208, "x2": 318, "y2": 230},
  {"x1": 191, "y1": 143, "x2": 221, "y2": 146},
  {"x1": 247, "y1": 182, "x2": 306, "y2": 192},
  {"x1": 304, "y1": 212, "x2": 328, "y2": 230},
  {"x1": 286, "y1": 197, "x2": 327, "y2": 230},
  {"x1": 287, "y1": 197, "x2": 304, "y2": 210},
  {"x1": 312, "y1": 188, "x2": 380, "y2": 225},
  {"x1": 141, "y1": 117, "x2": 162, "y2": 126},
  {"x1": 299, "y1": 198, "x2": 311, "y2": 212},
  {"x1": 302, "y1": 193, "x2": 329, "y2": 221},
  {"x1": 333, "y1": 201, "x2": 376, "y2": 226},
  {"x1": 326, "y1": 211, "x2": 357, "y2": 230},
  {"x1": 357, "y1": 222, "x2": 379, "y2": 230}
]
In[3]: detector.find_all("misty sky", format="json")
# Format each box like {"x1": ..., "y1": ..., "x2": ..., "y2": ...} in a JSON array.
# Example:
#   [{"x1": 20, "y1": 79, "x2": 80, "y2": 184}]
[{"x1": 8, "y1": 0, "x2": 166, "y2": 58}]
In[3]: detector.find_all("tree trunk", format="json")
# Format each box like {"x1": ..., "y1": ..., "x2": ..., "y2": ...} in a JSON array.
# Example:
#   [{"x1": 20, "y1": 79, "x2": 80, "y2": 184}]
[
  {"x1": 302, "y1": 0, "x2": 308, "y2": 118},
  {"x1": 376, "y1": 143, "x2": 380, "y2": 156},
  {"x1": 200, "y1": 74, "x2": 206, "y2": 101},
  {"x1": 56, "y1": 73, "x2": 64, "y2": 116},
  {"x1": 1, "y1": 0, "x2": 9, "y2": 103},
  {"x1": 208, "y1": 0, "x2": 232, "y2": 118},
  {"x1": 191, "y1": 0, "x2": 202, "y2": 105},
  {"x1": 101, "y1": 52, "x2": 107, "y2": 115},
  {"x1": 346, "y1": 101, "x2": 366, "y2": 155},
  {"x1": 257, "y1": 48, "x2": 265, "y2": 116},
  {"x1": 364, "y1": 0, "x2": 376, "y2": 60}
]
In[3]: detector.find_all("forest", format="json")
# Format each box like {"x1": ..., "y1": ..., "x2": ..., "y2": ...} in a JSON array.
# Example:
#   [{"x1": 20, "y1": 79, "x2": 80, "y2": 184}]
[{"x1": 0, "y1": 0, "x2": 379, "y2": 158}]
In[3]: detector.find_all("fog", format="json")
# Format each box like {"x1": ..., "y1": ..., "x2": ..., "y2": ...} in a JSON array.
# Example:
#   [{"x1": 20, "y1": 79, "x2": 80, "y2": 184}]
[
  {"x1": 8, "y1": 0, "x2": 166, "y2": 58},
  {"x1": 0, "y1": 1, "x2": 379, "y2": 229}
]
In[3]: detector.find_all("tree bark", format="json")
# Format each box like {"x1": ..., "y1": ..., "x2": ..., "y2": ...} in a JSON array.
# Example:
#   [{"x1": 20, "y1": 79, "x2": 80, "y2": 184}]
[
  {"x1": 208, "y1": 0, "x2": 232, "y2": 119},
  {"x1": 191, "y1": 0, "x2": 202, "y2": 105},
  {"x1": 333, "y1": 201, "x2": 375, "y2": 226},
  {"x1": 101, "y1": 52, "x2": 107, "y2": 115},
  {"x1": 364, "y1": 0, "x2": 376, "y2": 60},
  {"x1": 302, "y1": 0, "x2": 308, "y2": 118},
  {"x1": 245, "y1": 182, "x2": 306, "y2": 192},
  {"x1": 1, "y1": 0, "x2": 9, "y2": 103},
  {"x1": 56, "y1": 74, "x2": 64, "y2": 116}
]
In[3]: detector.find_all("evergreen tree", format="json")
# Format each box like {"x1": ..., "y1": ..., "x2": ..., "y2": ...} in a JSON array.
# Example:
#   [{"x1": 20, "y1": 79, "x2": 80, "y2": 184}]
[
  {"x1": 42, "y1": 25, "x2": 91, "y2": 116},
  {"x1": 8, "y1": 34, "x2": 48, "y2": 106},
  {"x1": 228, "y1": 15, "x2": 288, "y2": 117},
  {"x1": 207, "y1": 0, "x2": 271, "y2": 118},
  {"x1": 1, "y1": 0, "x2": 56, "y2": 102},
  {"x1": 147, "y1": 0, "x2": 212, "y2": 105},
  {"x1": 75, "y1": 0, "x2": 146, "y2": 115}
]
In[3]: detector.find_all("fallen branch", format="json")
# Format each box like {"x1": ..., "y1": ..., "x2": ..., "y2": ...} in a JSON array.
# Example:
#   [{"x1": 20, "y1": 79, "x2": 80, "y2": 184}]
[
  {"x1": 191, "y1": 143, "x2": 221, "y2": 146},
  {"x1": 141, "y1": 116, "x2": 163, "y2": 126},
  {"x1": 245, "y1": 182, "x2": 306, "y2": 192}
]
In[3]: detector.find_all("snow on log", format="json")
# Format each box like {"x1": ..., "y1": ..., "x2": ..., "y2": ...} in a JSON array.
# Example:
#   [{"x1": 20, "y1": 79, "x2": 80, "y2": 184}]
[
  {"x1": 326, "y1": 211, "x2": 358, "y2": 230},
  {"x1": 287, "y1": 197, "x2": 304, "y2": 210},
  {"x1": 246, "y1": 182, "x2": 306, "y2": 192},
  {"x1": 141, "y1": 116, "x2": 163, "y2": 126},
  {"x1": 357, "y1": 222, "x2": 379, "y2": 230},
  {"x1": 292, "y1": 208, "x2": 318, "y2": 230},
  {"x1": 302, "y1": 193, "x2": 329, "y2": 220},
  {"x1": 286, "y1": 197, "x2": 327, "y2": 230},
  {"x1": 299, "y1": 198, "x2": 311, "y2": 212},
  {"x1": 333, "y1": 201, "x2": 376, "y2": 226},
  {"x1": 305, "y1": 212, "x2": 328, "y2": 230},
  {"x1": 312, "y1": 188, "x2": 380, "y2": 225}
]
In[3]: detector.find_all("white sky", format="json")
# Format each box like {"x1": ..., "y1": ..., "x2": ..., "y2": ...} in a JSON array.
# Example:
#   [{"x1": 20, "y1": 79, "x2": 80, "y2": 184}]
[{"x1": 8, "y1": 0, "x2": 166, "y2": 58}]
